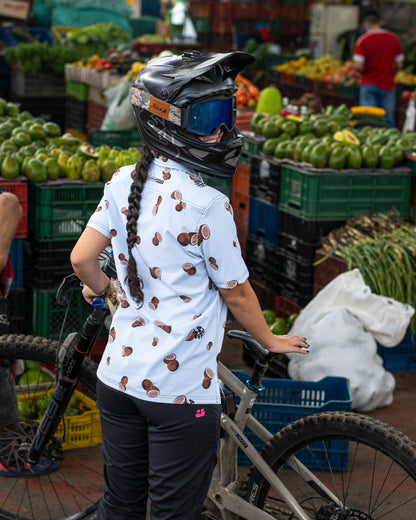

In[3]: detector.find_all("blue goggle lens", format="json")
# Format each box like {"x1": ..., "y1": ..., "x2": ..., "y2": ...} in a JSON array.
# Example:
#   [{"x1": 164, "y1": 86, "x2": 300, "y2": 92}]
[{"x1": 188, "y1": 97, "x2": 236, "y2": 136}]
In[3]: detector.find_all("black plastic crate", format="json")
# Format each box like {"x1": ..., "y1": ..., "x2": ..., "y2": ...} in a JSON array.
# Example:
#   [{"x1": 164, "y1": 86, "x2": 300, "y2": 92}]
[
  {"x1": 10, "y1": 95, "x2": 65, "y2": 130},
  {"x1": 277, "y1": 210, "x2": 342, "y2": 263},
  {"x1": 8, "y1": 288, "x2": 27, "y2": 334},
  {"x1": 250, "y1": 154, "x2": 281, "y2": 206},
  {"x1": 245, "y1": 239, "x2": 277, "y2": 288},
  {"x1": 273, "y1": 248, "x2": 315, "y2": 306},
  {"x1": 23, "y1": 238, "x2": 77, "y2": 290},
  {"x1": 65, "y1": 95, "x2": 89, "y2": 135}
]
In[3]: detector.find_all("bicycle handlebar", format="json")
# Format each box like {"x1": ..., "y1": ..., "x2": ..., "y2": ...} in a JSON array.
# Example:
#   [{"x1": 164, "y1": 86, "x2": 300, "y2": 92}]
[{"x1": 226, "y1": 330, "x2": 275, "y2": 360}]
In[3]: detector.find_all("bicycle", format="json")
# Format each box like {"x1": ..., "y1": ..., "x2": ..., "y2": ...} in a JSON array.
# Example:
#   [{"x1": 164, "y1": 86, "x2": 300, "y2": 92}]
[{"x1": 0, "y1": 255, "x2": 416, "y2": 520}]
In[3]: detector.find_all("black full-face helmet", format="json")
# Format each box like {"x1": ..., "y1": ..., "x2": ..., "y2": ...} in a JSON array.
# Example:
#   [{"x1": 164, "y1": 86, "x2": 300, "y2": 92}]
[{"x1": 130, "y1": 50, "x2": 255, "y2": 178}]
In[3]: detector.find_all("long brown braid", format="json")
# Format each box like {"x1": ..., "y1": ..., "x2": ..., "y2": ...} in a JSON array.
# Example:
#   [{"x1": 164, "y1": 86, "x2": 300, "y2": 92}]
[{"x1": 125, "y1": 146, "x2": 154, "y2": 306}]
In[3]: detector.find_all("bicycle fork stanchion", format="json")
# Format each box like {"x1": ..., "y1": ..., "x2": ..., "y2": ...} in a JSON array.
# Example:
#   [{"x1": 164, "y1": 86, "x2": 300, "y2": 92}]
[{"x1": 28, "y1": 302, "x2": 108, "y2": 464}]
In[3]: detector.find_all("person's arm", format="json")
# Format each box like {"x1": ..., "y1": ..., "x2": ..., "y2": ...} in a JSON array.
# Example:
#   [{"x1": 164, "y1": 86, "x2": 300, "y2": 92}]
[
  {"x1": 0, "y1": 193, "x2": 22, "y2": 273},
  {"x1": 70, "y1": 227, "x2": 111, "y2": 304},
  {"x1": 219, "y1": 280, "x2": 309, "y2": 355}
]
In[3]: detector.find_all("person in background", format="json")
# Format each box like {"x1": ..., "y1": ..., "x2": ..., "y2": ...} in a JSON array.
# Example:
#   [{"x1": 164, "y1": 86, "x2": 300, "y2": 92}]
[
  {"x1": 70, "y1": 50, "x2": 310, "y2": 520},
  {"x1": 352, "y1": 10, "x2": 404, "y2": 128},
  {"x1": 0, "y1": 192, "x2": 22, "y2": 427}
]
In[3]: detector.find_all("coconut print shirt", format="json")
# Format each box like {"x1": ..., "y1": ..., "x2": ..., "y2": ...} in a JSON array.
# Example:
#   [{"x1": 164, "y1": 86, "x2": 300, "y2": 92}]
[{"x1": 87, "y1": 156, "x2": 249, "y2": 405}]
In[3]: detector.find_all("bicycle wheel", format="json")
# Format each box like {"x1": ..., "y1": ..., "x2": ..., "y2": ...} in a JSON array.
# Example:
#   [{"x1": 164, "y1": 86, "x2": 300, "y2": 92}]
[
  {"x1": 243, "y1": 411, "x2": 416, "y2": 520},
  {"x1": 0, "y1": 334, "x2": 103, "y2": 520}
]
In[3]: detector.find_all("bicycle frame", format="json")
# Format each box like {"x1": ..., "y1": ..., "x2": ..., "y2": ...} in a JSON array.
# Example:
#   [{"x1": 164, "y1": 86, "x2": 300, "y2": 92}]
[{"x1": 206, "y1": 362, "x2": 342, "y2": 520}]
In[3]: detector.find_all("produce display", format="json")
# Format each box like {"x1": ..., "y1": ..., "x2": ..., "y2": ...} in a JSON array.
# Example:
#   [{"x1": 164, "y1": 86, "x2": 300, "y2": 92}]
[
  {"x1": 251, "y1": 107, "x2": 414, "y2": 170},
  {"x1": 316, "y1": 212, "x2": 416, "y2": 333},
  {"x1": 17, "y1": 361, "x2": 83, "y2": 419},
  {"x1": 70, "y1": 48, "x2": 146, "y2": 79},
  {"x1": 0, "y1": 99, "x2": 141, "y2": 183},
  {"x1": 235, "y1": 74, "x2": 260, "y2": 108}
]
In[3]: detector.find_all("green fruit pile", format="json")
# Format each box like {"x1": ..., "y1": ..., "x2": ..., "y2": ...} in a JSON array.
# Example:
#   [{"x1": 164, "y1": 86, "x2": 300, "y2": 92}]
[
  {"x1": 262, "y1": 309, "x2": 299, "y2": 334},
  {"x1": 0, "y1": 98, "x2": 142, "y2": 183},
  {"x1": 16, "y1": 360, "x2": 82, "y2": 420},
  {"x1": 252, "y1": 111, "x2": 415, "y2": 170}
]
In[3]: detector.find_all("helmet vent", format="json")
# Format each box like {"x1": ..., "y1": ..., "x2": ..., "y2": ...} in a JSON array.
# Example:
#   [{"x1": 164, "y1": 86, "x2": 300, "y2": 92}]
[{"x1": 189, "y1": 148, "x2": 210, "y2": 159}]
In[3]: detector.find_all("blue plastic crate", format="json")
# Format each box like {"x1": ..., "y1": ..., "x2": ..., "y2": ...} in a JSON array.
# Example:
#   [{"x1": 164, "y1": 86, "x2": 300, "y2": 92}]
[
  {"x1": 9, "y1": 238, "x2": 23, "y2": 290},
  {"x1": 248, "y1": 197, "x2": 279, "y2": 249},
  {"x1": 0, "y1": 27, "x2": 54, "y2": 47},
  {"x1": 230, "y1": 371, "x2": 352, "y2": 469},
  {"x1": 377, "y1": 329, "x2": 415, "y2": 372}
]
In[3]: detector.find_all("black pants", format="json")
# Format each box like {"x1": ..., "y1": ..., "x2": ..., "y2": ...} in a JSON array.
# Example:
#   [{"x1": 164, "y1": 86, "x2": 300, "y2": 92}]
[{"x1": 96, "y1": 380, "x2": 221, "y2": 520}]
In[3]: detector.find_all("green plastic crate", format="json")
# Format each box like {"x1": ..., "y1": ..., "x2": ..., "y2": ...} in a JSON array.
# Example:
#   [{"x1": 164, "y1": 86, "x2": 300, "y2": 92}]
[
  {"x1": 28, "y1": 182, "x2": 103, "y2": 241},
  {"x1": 242, "y1": 133, "x2": 266, "y2": 157},
  {"x1": 200, "y1": 174, "x2": 232, "y2": 199},
  {"x1": 66, "y1": 80, "x2": 89, "y2": 101},
  {"x1": 88, "y1": 129, "x2": 143, "y2": 150},
  {"x1": 192, "y1": 17, "x2": 210, "y2": 33},
  {"x1": 279, "y1": 164, "x2": 411, "y2": 220},
  {"x1": 28, "y1": 286, "x2": 106, "y2": 341}
]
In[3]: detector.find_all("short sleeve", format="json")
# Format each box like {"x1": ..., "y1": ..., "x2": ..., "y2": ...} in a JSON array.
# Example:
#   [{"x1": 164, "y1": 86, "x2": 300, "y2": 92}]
[
  {"x1": 86, "y1": 188, "x2": 111, "y2": 239},
  {"x1": 199, "y1": 195, "x2": 249, "y2": 289}
]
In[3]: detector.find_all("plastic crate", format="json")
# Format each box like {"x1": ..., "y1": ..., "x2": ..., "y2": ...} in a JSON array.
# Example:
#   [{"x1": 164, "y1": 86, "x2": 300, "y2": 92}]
[
  {"x1": 245, "y1": 239, "x2": 277, "y2": 288},
  {"x1": 10, "y1": 95, "x2": 65, "y2": 130},
  {"x1": 88, "y1": 129, "x2": 143, "y2": 150},
  {"x1": 0, "y1": 27, "x2": 54, "y2": 46},
  {"x1": 28, "y1": 182, "x2": 103, "y2": 241},
  {"x1": 279, "y1": 164, "x2": 412, "y2": 220},
  {"x1": 0, "y1": 179, "x2": 28, "y2": 238},
  {"x1": 249, "y1": 155, "x2": 281, "y2": 206},
  {"x1": 248, "y1": 197, "x2": 280, "y2": 250},
  {"x1": 87, "y1": 99, "x2": 108, "y2": 135},
  {"x1": 65, "y1": 80, "x2": 89, "y2": 101},
  {"x1": 230, "y1": 372, "x2": 352, "y2": 468},
  {"x1": 65, "y1": 96, "x2": 89, "y2": 135},
  {"x1": 313, "y1": 248, "x2": 348, "y2": 296},
  {"x1": 11, "y1": 69, "x2": 66, "y2": 97},
  {"x1": 231, "y1": 190, "x2": 250, "y2": 217},
  {"x1": 28, "y1": 285, "x2": 93, "y2": 340},
  {"x1": 200, "y1": 174, "x2": 232, "y2": 199},
  {"x1": 23, "y1": 238, "x2": 77, "y2": 289},
  {"x1": 274, "y1": 293, "x2": 301, "y2": 321},
  {"x1": 377, "y1": 329, "x2": 416, "y2": 372},
  {"x1": 9, "y1": 238, "x2": 23, "y2": 290},
  {"x1": 277, "y1": 210, "x2": 341, "y2": 264},
  {"x1": 242, "y1": 132, "x2": 266, "y2": 157},
  {"x1": 274, "y1": 247, "x2": 315, "y2": 306},
  {"x1": 17, "y1": 388, "x2": 101, "y2": 450},
  {"x1": 232, "y1": 161, "x2": 250, "y2": 197},
  {"x1": 338, "y1": 84, "x2": 359, "y2": 99}
]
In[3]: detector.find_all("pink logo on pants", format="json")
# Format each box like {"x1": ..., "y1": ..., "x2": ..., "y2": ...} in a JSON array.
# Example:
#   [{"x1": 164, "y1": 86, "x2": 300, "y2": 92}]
[{"x1": 195, "y1": 408, "x2": 205, "y2": 418}]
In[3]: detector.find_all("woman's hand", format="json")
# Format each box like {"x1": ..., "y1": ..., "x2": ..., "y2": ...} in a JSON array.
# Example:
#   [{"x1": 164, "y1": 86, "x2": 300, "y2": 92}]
[
  {"x1": 81, "y1": 284, "x2": 106, "y2": 305},
  {"x1": 265, "y1": 334, "x2": 310, "y2": 355}
]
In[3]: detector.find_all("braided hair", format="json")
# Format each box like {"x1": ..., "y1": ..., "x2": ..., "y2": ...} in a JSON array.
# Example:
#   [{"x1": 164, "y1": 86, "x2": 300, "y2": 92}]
[{"x1": 125, "y1": 146, "x2": 154, "y2": 306}]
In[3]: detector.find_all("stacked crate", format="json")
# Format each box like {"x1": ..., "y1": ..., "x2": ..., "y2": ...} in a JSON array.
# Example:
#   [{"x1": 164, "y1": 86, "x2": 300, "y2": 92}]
[
  {"x1": 0, "y1": 180, "x2": 28, "y2": 333},
  {"x1": 275, "y1": 163, "x2": 412, "y2": 307},
  {"x1": 65, "y1": 80, "x2": 90, "y2": 141},
  {"x1": 231, "y1": 154, "x2": 251, "y2": 255},
  {"x1": 24, "y1": 182, "x2": 105, "y2": 341}
]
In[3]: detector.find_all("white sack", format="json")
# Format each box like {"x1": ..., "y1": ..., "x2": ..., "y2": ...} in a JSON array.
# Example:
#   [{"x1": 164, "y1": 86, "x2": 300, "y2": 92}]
[{"x1": 287, "y1": 269, "x2": 414, "y2": 411}]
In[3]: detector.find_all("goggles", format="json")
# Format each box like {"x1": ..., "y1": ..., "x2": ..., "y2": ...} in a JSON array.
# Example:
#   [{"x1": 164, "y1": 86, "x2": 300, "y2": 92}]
[{"x1": 186, "y1": 97, "x2": 236, "y2": 136}]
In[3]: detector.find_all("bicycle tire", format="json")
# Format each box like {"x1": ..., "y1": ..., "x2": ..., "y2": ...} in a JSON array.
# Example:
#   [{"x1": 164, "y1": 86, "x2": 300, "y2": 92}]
[
  {"x1": 0, "y1": 334, "x2": 102, "y2": 520},
  {"x1": 243, "y1": 411, "x2": 416, "y2": 520}
]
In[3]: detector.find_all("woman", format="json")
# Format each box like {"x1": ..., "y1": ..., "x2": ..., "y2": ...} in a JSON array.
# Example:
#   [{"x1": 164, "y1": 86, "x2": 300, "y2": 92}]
[{"x1": 70, "y1": 50, "x2": 310, "y2": 520}]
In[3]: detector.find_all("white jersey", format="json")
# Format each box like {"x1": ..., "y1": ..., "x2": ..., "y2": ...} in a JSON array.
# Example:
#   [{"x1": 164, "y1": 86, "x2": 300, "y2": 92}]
[{"x1": 87, "y1": 156, "x2": 249, "y2": 404}]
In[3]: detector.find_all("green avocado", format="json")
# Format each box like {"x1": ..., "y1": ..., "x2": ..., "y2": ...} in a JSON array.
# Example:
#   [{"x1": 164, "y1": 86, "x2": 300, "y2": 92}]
[
  {"x1": 346, "y1": 146, "x2": 362, "y2": 169},
  {"x1": 284, "y1": 140, "x2": 297, "y2": 160},
  {"x1": 309, "y1": 143, "x2": 328, "y2": 168},
  {"x1": 274, "y1": 141, "x2": 289, "y2": 159},
  {"x1": 378, "y1": 146, "x2": 395, "y2": 169},
  {"x1": 361, "y1": 145, "x2": 378, "y2": 169},
  {"x1": 328, "y1": 147, "x2": 347, "y2": 170},
  {"x1": 300, "y1": 144, "x2": 314, "y2": 163}
]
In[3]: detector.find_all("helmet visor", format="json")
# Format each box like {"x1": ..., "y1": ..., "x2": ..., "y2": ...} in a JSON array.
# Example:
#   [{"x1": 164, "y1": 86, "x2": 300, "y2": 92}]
[{"x1": 187, "y1": 97, "x2": 236, "y2": 136}]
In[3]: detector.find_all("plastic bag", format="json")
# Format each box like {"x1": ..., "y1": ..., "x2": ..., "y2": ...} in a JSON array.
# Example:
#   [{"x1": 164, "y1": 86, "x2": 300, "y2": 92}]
[
  {"x1": 287, "y1": 269, "x2": 415, "y2": 411},
  {"x1": 101, "y1": 79, "x2": 136, "y2": 131}
]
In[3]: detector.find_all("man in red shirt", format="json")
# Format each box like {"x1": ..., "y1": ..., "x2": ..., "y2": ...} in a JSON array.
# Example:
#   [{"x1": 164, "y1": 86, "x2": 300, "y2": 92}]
[{"x1": 353, "y1": 10, "x2": 404, "y2": 128}]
